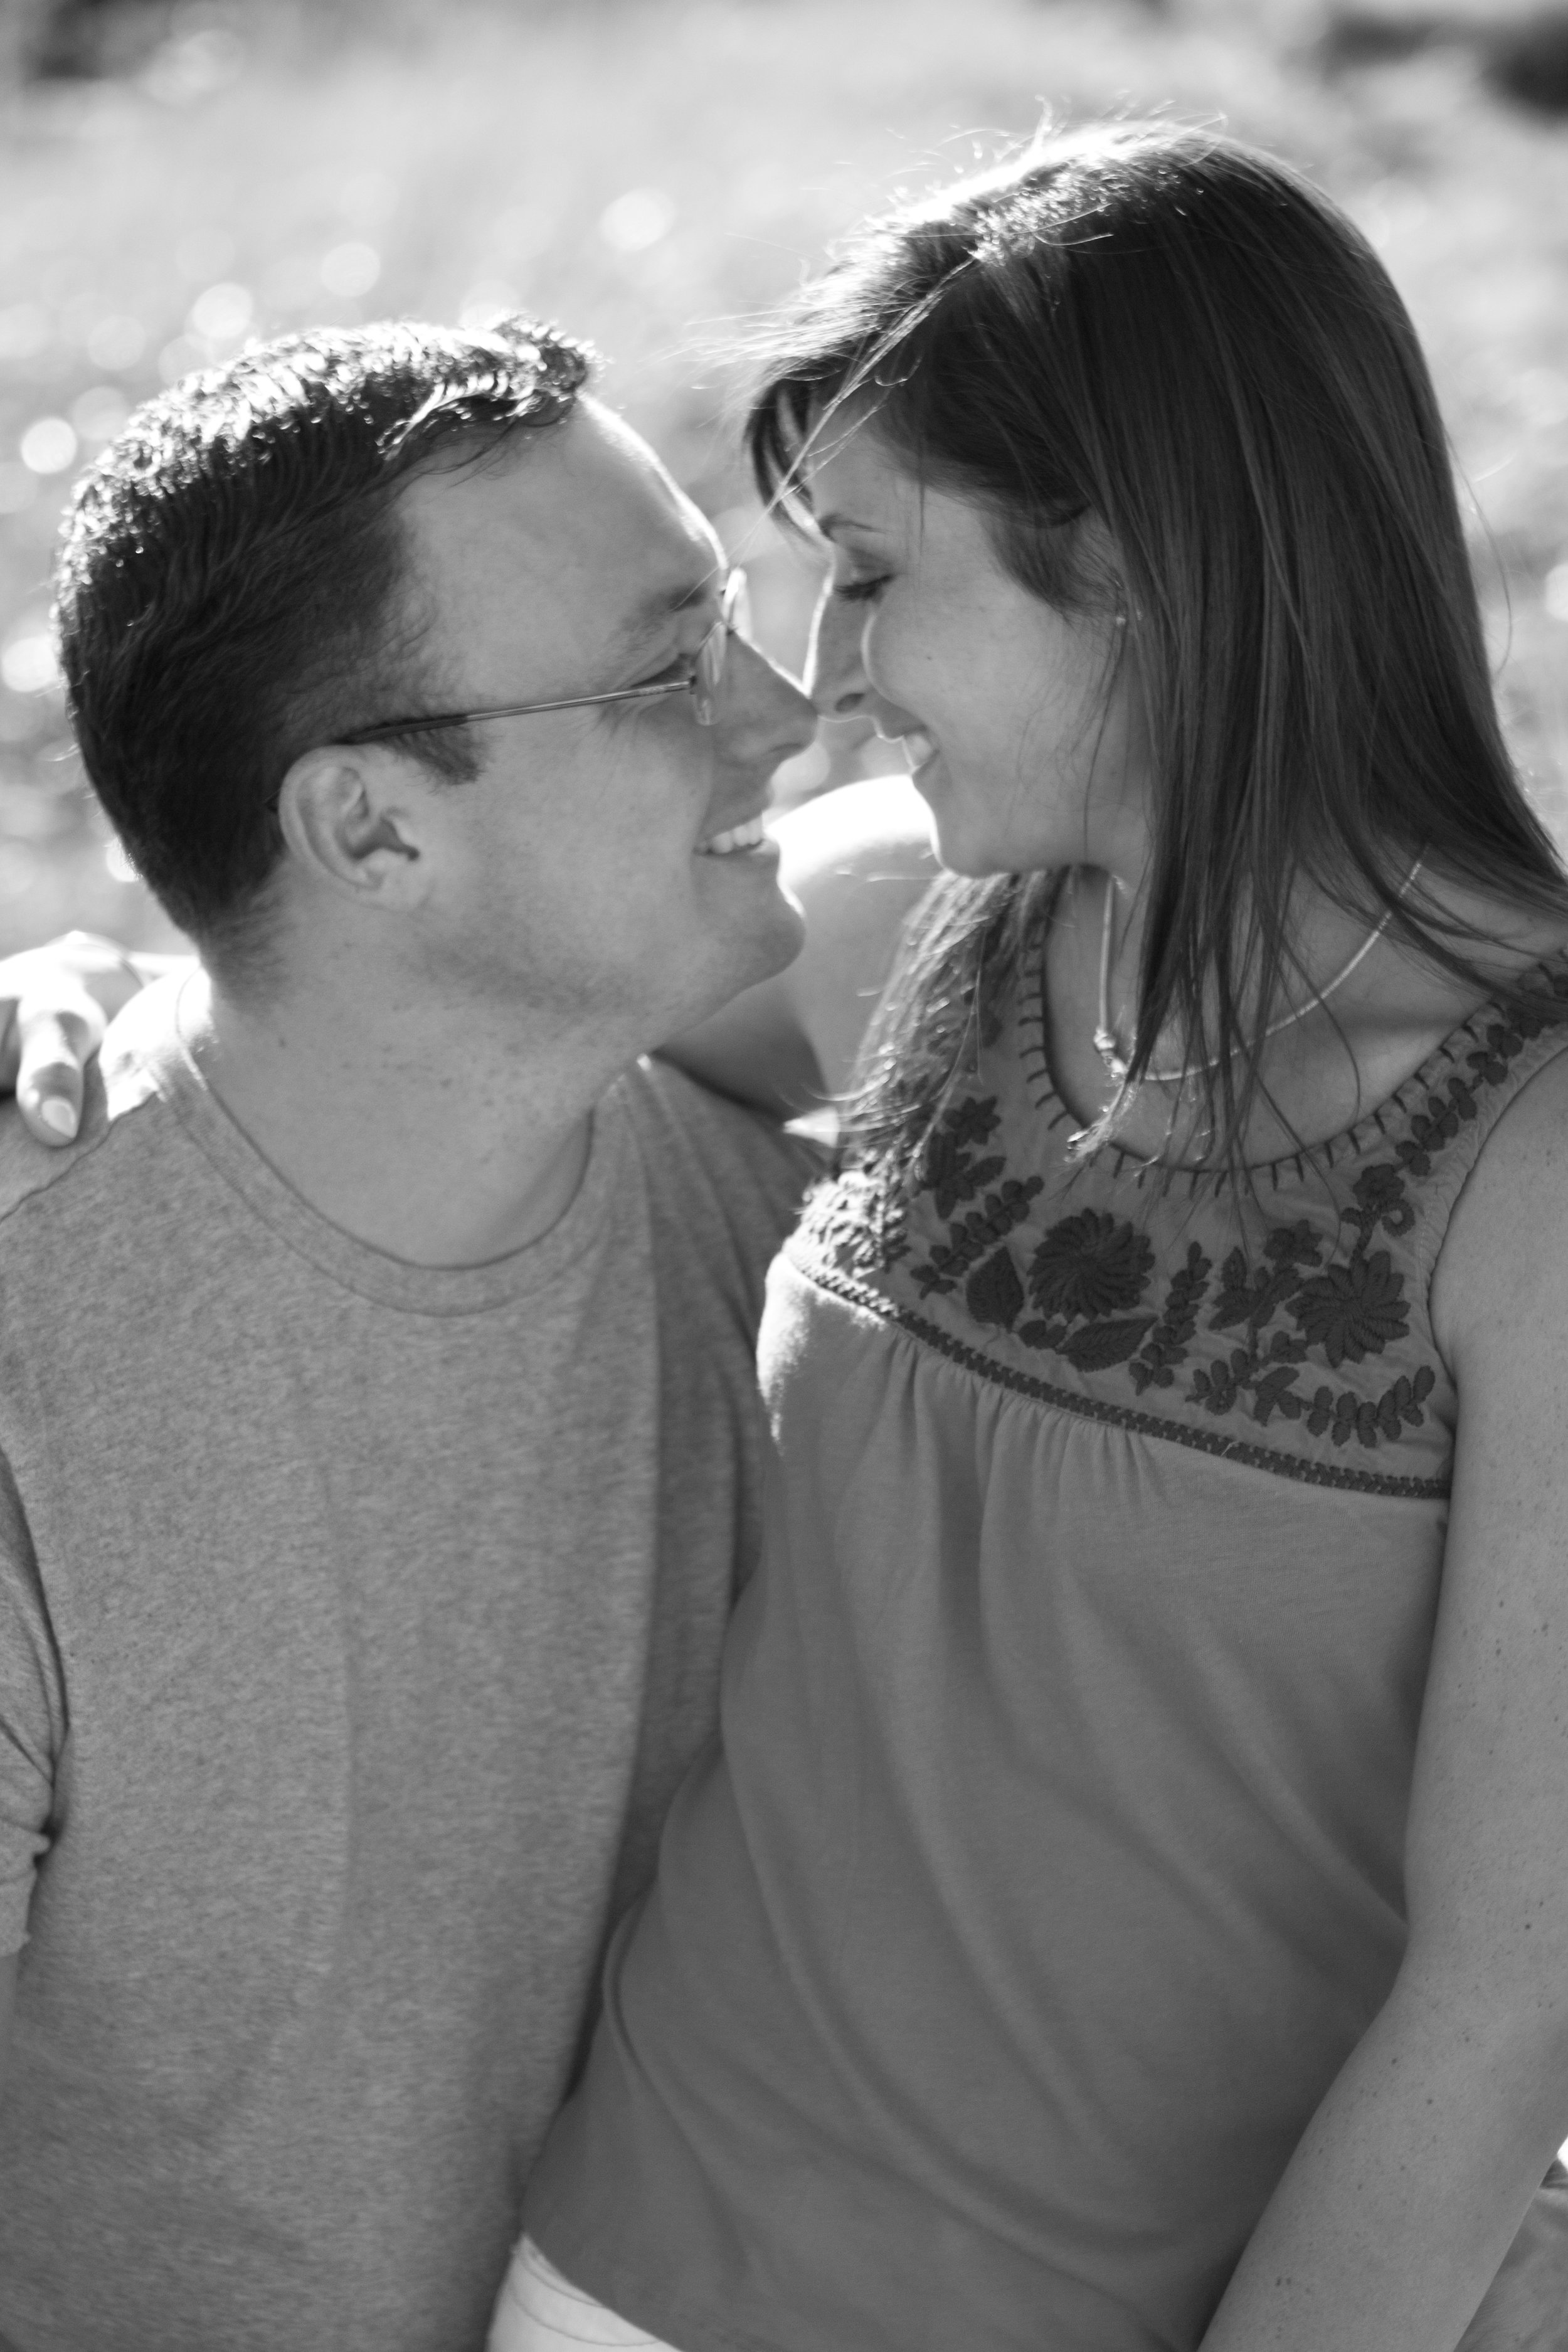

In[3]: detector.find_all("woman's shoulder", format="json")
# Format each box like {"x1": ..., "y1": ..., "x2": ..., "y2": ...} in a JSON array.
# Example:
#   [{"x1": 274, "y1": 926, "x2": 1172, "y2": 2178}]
[
  {"x1": 1426, "y1": 923, "x2": 1568, "y2": 1373},
  {"x1": 1340, "y1": 877, "x2": 1568, "y2": 1056}
]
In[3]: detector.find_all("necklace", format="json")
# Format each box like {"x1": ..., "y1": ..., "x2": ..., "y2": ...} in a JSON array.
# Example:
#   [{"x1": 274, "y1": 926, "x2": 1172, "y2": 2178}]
[{"x1": 1093, "y1": 861, "x2": 1422, "y2": 1087}]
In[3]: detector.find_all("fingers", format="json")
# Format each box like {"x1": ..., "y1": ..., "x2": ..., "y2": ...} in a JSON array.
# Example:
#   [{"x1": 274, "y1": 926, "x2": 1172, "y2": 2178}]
[
  {"x1": 14, "y1": 991, "x2": 107, "y2": 1148},
  {"x1": 0, "y1": 934, "x2": 144, "y2": 1034},
  {"x1": 0, "y1": 933, "x2": 144, "y2": 1148}
]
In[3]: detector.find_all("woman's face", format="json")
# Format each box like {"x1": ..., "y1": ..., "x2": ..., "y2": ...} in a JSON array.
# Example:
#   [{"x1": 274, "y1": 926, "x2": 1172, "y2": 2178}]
[{"x1": 802, "y1": 417, "x2": 1153, "y2": 879}]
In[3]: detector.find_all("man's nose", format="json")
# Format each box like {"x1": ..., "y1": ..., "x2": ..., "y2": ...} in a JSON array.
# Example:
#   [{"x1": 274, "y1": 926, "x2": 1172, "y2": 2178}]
[
  {"x1": 723, "y1": 634, "x2": 817, "y2": 769},
  {"x1": 803, "y1": 578, "x2": 867, "y2": 718}
]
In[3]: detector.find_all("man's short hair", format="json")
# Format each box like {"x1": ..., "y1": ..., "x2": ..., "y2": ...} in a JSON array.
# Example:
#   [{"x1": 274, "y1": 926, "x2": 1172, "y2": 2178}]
[{"x1": 55, "y1": 317, "x2": 592, "y2": 968}]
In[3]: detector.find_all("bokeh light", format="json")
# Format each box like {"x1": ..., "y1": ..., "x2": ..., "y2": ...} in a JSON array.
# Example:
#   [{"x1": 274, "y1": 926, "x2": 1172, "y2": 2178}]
[
  {"x1": 19, "y1": 418, "x2": 77, "y2": 475},
  {"x1": 1, "y1": 628, "x2": 63, "y2": 697},
  {"x1": 186, "y1": 280, "x2": 253, "y2": 343},
  {"x1": 85, "y1": 315, "x2": 147, "y2": 371},
  {"x1": 319, "y1": 241, "x2": 381, "y2": 298},
  {"x1": 598, "y1": 188, "x2": 676, "y2": 253},
  {"x1": 70, "y1": 386, "x2": 132, "y2": 443}
]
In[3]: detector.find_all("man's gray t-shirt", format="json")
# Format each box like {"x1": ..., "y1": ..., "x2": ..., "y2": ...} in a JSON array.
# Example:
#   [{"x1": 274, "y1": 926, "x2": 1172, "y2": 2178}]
[{"x1": 0, "y1": 977, "x2": 815, "y2": 2352}]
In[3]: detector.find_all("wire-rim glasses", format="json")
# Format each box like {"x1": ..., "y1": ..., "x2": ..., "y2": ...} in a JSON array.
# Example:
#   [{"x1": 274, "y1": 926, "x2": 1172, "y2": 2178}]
[{"x1": 339, "y1": 567, "x2": 751, "y2": 747}]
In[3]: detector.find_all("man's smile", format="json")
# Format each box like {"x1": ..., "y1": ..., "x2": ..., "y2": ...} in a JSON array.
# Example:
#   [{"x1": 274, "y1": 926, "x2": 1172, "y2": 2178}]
[{"x1": 696, "y1": 812, "x2": 773, "y2": 857}]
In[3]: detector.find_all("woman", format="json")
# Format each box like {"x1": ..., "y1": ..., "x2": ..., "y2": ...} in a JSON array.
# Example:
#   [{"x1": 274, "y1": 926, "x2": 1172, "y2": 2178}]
[{"x1": 498, "y1": 125, "x2": 1568, "y2": 2350}]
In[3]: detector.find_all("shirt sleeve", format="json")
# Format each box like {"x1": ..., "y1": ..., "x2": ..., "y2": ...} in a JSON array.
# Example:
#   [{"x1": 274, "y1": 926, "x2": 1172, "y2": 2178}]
[{"x1": 0, "y1": 1452, "x2": 60, "y2": 1956}]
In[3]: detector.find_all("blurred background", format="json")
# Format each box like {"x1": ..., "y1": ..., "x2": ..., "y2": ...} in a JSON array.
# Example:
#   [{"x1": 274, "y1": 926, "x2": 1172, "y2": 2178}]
[{"x1": 1, "y1": 0, "x2": 1566, "y2": 954}]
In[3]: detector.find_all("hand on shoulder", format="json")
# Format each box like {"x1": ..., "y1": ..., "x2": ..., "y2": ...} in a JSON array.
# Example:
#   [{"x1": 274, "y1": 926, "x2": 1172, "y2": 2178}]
[{"x1": 0, "y1": 934, "x2": 190, "y2": 1147}]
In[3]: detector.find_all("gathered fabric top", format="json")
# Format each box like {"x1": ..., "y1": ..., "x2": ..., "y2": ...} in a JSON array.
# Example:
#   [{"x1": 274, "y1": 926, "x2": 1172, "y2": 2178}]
[{"x1": 523, "y1": 944, "x2": 1568, "y2": 2352}]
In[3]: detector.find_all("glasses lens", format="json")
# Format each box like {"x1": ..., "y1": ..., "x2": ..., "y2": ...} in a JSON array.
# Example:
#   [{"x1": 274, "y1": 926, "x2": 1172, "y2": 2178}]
[
  {"x1": 691, "y1": 569, "x2": 750, "y2": 726},
  {"x1": 690, "y1": 617, "x2": 720, "y2": 727},
  {"x1": 723, "y1": 568, "x2": 752, "y2": 640}
]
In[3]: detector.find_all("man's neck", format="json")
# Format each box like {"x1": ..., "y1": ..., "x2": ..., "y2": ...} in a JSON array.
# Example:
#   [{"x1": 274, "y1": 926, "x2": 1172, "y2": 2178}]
[{"x1": 184, "y1": 960, "x2": 608, "y2": 1270}]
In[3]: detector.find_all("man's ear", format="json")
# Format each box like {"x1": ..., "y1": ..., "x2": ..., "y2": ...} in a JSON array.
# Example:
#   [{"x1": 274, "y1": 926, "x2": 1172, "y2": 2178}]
[{"x1": 275, "y1": 746, "x2": 428, "y2": 906}]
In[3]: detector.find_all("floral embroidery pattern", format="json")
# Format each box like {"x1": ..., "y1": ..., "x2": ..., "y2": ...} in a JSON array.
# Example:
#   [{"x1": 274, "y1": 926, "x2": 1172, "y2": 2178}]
[
  {"x1": 1028, "y1": 1212, "x2": 1154, "y2": 1320},
  {"x1": 898, "y1": 1099, "x2": 1046, "y2": 1302},
  {"x1": 798, "y1": 976, "x2": 1568, "y2": 1461},
  {"x1": 924, "y1": 1128, "x2": 1432, "y2": 1446},
  {"x1": 921, "y1": 1096, "x2": 1008, "y2": 1220}
]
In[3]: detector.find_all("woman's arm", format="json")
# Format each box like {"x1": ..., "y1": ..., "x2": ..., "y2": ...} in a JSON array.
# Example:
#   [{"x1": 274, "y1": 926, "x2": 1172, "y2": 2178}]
[
  {"x1": 659, "y1": 776, "x2": 936, "y2": 1116},
  {"x1": 1198, "y1": 1049, "x2": 1568, "y2": 2352}
]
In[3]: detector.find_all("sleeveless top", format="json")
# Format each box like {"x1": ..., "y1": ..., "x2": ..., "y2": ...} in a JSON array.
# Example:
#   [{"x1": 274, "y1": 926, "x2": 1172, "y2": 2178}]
[{"x1": 525, "y1": 946, "x2": 1568, "y2": 2352}]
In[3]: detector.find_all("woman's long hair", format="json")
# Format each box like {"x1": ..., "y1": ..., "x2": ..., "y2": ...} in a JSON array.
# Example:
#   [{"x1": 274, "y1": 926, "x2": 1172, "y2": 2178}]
[{"x1": 746, "y1": 124, "x2": 1568, "y2": 1179}]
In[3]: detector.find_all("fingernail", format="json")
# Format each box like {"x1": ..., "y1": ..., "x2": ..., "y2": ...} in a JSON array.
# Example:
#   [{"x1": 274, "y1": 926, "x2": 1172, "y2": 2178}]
[{"x1": 39, "y1": 1099, "x2": 78, "y2": 1138}]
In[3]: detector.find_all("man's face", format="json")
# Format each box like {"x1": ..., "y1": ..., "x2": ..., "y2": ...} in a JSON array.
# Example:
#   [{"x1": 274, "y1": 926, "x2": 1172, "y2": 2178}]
[{"x1": 386, "y1": 401, "x2": 813, "y2": 1046}]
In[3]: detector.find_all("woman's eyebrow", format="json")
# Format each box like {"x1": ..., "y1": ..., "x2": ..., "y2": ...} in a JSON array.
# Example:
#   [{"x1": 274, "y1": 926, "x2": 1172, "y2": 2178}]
[{"x1": 813, "y1": 512, "x2": 884, "y2": 541}]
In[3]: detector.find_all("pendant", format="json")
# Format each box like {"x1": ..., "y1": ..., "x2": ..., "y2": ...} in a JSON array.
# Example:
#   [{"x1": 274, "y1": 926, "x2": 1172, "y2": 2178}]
[{"x1": 1093, "y1": 1024, "x2": 1130, "y2": 1086}]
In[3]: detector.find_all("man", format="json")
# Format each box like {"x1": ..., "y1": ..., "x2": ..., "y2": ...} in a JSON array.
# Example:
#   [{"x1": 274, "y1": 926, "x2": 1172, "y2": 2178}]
[{"x1": 0, "y1": 316, "x2": 929, "y2": 2349}]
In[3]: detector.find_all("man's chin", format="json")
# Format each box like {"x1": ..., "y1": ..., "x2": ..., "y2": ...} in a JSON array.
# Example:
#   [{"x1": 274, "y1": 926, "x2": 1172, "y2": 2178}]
[
  {"x1": 776, "y1": 887, "x2": 810, "y2": 980},
  {"x1": 752, "y1": 886, "x2": 808, "y2": 982},
  {"x1": 697, "y1": 887, "x2": 806, "y2": 1018}
]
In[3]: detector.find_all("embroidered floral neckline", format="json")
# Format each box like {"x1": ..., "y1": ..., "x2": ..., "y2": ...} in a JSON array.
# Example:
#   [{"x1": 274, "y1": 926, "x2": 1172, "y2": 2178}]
[
  {"x1": 791, "y1": 947, "x2": 1568, "y2": 1495},
  {"x1": 1024, "y1": 940, "x2": 1568, "y2": 1188}
]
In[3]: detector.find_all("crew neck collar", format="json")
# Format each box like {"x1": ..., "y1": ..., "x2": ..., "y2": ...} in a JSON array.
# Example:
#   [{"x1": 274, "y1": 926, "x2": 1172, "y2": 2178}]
[{"x1": 104, "y1": 971, "x2": 620, "y2": 1316}]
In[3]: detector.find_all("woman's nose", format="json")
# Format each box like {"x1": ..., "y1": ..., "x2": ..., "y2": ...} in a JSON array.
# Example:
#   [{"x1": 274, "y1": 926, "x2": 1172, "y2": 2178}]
[{"x1": 803, "y1": 579, "x2": 867, "y2": 718}]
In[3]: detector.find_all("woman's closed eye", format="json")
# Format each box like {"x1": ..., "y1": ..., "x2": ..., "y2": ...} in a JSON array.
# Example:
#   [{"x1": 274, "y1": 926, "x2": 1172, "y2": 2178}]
[{"x1": 834, "y1": 573, "x2": 891, "y2": 605}]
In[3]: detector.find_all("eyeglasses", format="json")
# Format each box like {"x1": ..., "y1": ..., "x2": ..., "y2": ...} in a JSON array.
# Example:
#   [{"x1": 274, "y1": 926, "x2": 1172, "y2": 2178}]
[{"x1": 340, "y1": 568, "x2": 752, "y2": 746}]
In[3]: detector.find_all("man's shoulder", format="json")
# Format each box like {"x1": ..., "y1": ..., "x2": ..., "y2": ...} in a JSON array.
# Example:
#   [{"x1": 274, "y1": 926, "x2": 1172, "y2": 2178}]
[
  {"x1": 610, "y1": 1057, "x2": 822, "y2": 1296},
  {"x1": 621, "y1": 1056, "x2": 824, "y2": 1205},
  {"x1": 0, "y1": 1081, "x2": 118, "y2": 1235}
]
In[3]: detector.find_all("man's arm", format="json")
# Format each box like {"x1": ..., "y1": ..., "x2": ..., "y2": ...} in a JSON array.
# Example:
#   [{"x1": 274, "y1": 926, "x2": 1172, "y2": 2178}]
[{"x1": 660, "y1": 776, "x2": 938, "y2": 1118}]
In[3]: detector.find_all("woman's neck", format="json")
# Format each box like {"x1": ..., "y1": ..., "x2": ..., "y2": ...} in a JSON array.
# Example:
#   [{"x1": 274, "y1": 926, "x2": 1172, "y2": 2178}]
[{"x1": 1042, "y1": 863, "x2": 1568, "y2": 1169}]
